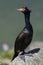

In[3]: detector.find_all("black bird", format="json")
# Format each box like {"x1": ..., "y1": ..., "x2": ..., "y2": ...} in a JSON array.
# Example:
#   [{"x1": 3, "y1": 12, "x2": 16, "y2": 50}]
[{"x1": 12, "y1": 7, "x2": 33, "y2": 61}]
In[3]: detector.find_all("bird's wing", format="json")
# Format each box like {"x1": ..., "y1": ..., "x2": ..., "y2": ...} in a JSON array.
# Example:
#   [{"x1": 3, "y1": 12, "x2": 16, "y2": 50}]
[
  {"x1": 15, "y1": 28, "x2": 31, "y2": 52},
  {"x1": 16, "y1": 28, "x2": 29, "y2": 41},
  {"x1": 15, "y1": 29, "x2": 29, "y2": 47},
  {"x1": 15, "y1": 32, "x2": 26, "y2": 42}
]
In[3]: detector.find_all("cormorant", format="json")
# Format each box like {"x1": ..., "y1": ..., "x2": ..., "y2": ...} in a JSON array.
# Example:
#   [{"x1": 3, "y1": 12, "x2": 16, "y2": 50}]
[{"x1": 12, "y1": 7, "x2": 33, "y2": 61}]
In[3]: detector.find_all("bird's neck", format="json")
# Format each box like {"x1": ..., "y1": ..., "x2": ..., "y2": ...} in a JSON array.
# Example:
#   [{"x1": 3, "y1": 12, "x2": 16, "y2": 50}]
[{"x1": 24, "y1": 14, "x2": 31, "y2": 29}]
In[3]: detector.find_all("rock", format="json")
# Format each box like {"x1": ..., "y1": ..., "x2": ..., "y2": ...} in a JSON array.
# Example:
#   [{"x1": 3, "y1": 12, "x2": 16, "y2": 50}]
[{"x1": 9, "y1": 48, "x2": 43, "y2": 65}]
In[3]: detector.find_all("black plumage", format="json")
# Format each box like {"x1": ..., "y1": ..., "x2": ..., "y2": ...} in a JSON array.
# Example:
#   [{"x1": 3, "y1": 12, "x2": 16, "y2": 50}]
[{"x1": 12, "y1": 7, "x2": 33, "y2": 61}]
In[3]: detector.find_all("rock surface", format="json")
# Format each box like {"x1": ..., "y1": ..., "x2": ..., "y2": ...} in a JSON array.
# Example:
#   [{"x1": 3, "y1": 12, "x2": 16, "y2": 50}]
[{"x1": 9, "y1": 48, "x2": 43, "y2": 65}]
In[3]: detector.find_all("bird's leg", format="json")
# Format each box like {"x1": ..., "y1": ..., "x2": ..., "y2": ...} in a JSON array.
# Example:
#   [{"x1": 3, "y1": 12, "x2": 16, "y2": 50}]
[
  {"x1": 21, "y1": 50, "x2": 25, "y2": 55},
  {"x1": 23, "y1": 50, "x2": 25, "y2": 54}
]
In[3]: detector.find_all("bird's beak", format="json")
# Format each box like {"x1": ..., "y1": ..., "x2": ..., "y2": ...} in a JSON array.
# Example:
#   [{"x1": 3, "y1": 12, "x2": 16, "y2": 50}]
[
  {"x1": 17, "y1": 8, "x2": 23, "y2": 11},
  {"x1": 17, "y1": 8, "x2": 26, "y2": 12}
]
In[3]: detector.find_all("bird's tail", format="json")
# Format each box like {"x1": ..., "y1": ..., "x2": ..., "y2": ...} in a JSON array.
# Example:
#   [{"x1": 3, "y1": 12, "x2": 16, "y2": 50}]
[{"x1": 11, "y1": 52, "x2": 18, "y2": 61}]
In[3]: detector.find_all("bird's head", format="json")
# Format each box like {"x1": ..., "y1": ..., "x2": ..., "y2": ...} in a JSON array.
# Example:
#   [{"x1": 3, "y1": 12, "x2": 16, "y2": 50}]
[{"x1": 17, "y1": 7, "x2": 31, "y2": 15}]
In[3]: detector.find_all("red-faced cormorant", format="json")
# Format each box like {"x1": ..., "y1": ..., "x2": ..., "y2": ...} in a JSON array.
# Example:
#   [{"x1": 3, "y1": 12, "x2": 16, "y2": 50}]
[{"x1": 12, "y1": 7, "x2": 33, "y2": 61}]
